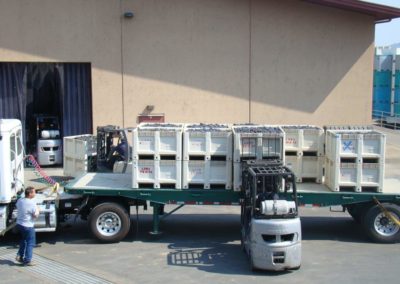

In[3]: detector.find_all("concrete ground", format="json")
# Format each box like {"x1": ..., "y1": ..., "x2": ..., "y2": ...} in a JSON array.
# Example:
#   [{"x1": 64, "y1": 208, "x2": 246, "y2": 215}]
[{"x1": 1, "y1": 127, "x2": 399, "y2": 283}]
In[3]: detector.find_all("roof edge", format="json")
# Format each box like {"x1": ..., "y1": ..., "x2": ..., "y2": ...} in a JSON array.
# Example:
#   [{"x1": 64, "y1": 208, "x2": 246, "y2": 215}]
[{"x1": 302, "y1": 0, "x2": 400, "y2": 21}]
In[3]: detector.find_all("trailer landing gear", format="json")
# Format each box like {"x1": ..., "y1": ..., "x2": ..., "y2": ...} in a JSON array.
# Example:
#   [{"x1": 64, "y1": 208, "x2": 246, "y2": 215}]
[{"x1": 149, "y1": 203, "x2": 163, "y2": 237}]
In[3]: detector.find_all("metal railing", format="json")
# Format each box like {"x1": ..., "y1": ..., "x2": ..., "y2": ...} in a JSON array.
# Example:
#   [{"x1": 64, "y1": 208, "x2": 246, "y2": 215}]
[{"x1": 372, "y1": 109, "x2": 400, "y2": 129}]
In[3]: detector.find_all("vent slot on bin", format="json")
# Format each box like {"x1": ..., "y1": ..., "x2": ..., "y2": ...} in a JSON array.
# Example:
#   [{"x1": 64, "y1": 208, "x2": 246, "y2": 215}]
[
  {"x1": 159, "y1": 183, "x2": 176, "y2": 189},
  {"x1": 363, "y1": 157, "x2": 379, "y2": 163},
  {"x1": 189, "y1": 156, "x2": 205, "y2": 161},
  {"x1": 138, "y1": 155, "x2": 155, "y2": 160},
  {"x1": 340, "y1": 157, "x2": 357, "y2": 163},
  {"x1": 160, "y1": 155, "x2": 176, "y2": 160},
  {"x1": 138, "y1": 183, "x2": 153, "y2": 189},
  {"x1": 302, "y1": 151, "x2": 318, "y2": 157},
  {"x1": 210, "y1": 184, "x2": 227, "y2": 190},
  {"x1": 210, "y1": 155, "x2": 227, "y2": 161}
]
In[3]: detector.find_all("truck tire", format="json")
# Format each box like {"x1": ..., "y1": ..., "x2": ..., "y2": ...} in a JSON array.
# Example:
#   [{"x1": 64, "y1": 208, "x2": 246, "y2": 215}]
[
  {"x1": 89, "y1": 202, "x2": 130, "y2": 243},
  {"x1": 362, "y1": 203, "x2": 400, "y2": 244}
]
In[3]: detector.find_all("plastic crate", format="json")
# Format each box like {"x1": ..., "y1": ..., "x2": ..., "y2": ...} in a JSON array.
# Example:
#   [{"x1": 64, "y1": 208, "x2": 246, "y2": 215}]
[
  {"x1": 183, "y1": 123, "x2": 232, "y2": 160},
  {"x1": 63, "y1": 134, "x2": 97, "y2": 177},
  {"x1": 64, "y1": 156, "x2": 97, "y2": 178},
  {"x1": 281, "y1": 125, "x2": 324, "y2": 155},
  {"x1": 362, "y1": 132, "x2": 386, "y2": 157},
  {"x1": 63, "y1": 134, "x2": 97, "y2": 160},
  {"x1": 361, "y1": 163, "x2": 384, "y2": 188},
  {"x1": 325, "y1": 130, "x2": 386, "y2": 162},
  {"x1": 133, "y1": 123, "x2": 184, "y2": 160},
  {"x1": 182, "y1": 160, "x2": 232, "y2": 189},
  {"x1": 324, "y1": 159, "x2": 384, "y2": 192},
  {"x1": 285, "y1": 155, "x2": 323, "y2": 183},
  {"x1": 132, "y1": 160, "x2": 182, "y2": 189},
  {"x1": 232, "y1": 125, "x2": 284, "y2": 162},
  {"x1": 325, "y1": 159, "x2": 359, "y2": 191}
]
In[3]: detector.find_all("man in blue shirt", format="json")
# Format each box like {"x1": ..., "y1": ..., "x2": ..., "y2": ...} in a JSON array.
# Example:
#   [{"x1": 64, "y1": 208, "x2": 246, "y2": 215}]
[{"x1": 15, "y1": 186, "x2": 39, "y2": 266}]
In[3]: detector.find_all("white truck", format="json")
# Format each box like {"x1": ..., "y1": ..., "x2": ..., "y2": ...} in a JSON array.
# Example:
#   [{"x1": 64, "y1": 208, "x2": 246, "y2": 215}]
[{"x1": 0, "y1": 119, "x2": 77, "y2": 234}]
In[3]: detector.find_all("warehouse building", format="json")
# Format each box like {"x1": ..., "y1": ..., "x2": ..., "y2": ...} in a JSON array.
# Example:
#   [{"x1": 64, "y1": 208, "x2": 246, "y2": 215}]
[{"x1": 1, "y1": 0, "x2": 400, "y2": 142}]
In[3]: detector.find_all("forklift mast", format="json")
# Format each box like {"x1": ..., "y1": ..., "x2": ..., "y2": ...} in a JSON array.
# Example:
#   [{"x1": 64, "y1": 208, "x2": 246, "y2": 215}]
[{"x1": 242, "y1": 159, "x2": 298, "y2": 219}]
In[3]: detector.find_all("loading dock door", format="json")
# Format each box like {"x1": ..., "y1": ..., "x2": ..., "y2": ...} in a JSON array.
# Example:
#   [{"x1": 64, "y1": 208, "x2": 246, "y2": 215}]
[{"x1": 0, "y1": 63, "x2": 92, "y2": 147}]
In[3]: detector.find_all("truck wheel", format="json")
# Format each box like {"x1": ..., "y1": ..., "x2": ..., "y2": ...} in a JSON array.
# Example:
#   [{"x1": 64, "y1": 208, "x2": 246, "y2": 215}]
[
  {"x1": 89, "y1": 203, "x2": 130, "y2": 243},
  {"x1": 363, "y1": 203, "x2": 400, "y2": 244}
]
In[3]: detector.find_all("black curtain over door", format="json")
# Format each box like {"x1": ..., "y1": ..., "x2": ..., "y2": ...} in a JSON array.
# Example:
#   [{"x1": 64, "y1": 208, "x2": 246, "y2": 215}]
[
  {"x1": 0, "y1": 63, "x2": 28, "y2": 126},
  {"x1": 57, "y1": 63, "x2": 92, "y2": 136},
  {"x1": 0, "y1": 62, "x2": 92, "y2": 139}
]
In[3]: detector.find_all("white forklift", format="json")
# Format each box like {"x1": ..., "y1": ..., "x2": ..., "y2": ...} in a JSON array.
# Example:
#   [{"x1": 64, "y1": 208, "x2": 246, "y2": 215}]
[
  {"x1": 241, "y1": 160, "x2": 301, "y2": 271},
  {"x1": 35, "y1": 115, "x2": 62, "y2": 166}
]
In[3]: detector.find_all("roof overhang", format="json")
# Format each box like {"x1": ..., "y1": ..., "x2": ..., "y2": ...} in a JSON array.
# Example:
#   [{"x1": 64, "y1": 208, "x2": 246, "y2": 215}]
[{"x1": 303, "y1": 0, "x2": 400, "y2": 22}]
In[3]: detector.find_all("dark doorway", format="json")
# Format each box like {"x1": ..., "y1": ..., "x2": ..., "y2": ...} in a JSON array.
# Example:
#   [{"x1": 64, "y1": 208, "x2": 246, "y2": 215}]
[{"x1": 0, "y1": 62, "x2": 92, "y2": 154}]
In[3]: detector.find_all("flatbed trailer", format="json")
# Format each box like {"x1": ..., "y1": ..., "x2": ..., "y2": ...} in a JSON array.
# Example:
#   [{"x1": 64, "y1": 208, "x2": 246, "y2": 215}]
[{"x1": 64, "y1": 173, "x2": 400, "y2": 244}]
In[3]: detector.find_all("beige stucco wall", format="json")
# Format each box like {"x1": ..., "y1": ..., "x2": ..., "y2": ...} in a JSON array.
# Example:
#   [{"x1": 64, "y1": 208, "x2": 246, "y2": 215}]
[
  {"x1": 250, "y1": 0, "x2": 375, "y2": 125},
  {"x1": 0, "y1": 0, "x2": 375, "y2": 128},
  {"x1": 0, "y1": 0, "x2": 124, "y2": 128}
]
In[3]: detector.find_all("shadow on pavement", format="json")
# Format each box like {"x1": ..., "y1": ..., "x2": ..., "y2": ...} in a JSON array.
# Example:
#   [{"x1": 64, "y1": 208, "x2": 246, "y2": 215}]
[
  {"x1": 0, "y1": 213, "x2": 370, "y2": 276},
  {"x1": 1, "y1": 213, "x2": 368, "y2": 245},
  {"x1": 0, "y1": 259, "x2": 21, "y2": 267}
]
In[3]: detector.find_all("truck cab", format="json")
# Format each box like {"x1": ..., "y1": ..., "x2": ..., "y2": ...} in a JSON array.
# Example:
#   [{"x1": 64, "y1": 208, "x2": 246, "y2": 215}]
[
  {"x1": 0, "y1": 119, "x2": 24, "y2": 232},
  {"x1": 0, "y1": 119, "x2": 24, "y2": 204}
]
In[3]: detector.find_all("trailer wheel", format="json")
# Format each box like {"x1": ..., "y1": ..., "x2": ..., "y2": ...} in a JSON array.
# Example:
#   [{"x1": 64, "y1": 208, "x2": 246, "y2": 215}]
[
  {"x1": 363, "y1": 203, "x2": 400, "y2": 243},
  {"x1": 89, "y1": 203, "x2": 130, "y2": 243}
]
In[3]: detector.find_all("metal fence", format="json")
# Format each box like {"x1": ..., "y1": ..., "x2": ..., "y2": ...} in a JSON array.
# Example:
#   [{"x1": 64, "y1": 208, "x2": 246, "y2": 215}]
[{"x1": 372, "y1": 109, "x2": 400, "y2": 129}]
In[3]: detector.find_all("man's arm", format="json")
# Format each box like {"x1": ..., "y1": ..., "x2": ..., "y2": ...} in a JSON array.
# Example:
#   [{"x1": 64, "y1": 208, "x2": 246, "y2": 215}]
[
  {"x1": 33, "y1": 206, "x2": 40, "y2": 218},
  {"x1": 29, "y1": 202, "x2": 40, "y2": 219}
]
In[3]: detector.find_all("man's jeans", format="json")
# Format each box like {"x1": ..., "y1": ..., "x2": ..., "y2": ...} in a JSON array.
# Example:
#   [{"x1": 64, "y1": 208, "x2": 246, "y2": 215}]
[{"x1": 17, "y1": 224, "x2": 36, "y2": 263}]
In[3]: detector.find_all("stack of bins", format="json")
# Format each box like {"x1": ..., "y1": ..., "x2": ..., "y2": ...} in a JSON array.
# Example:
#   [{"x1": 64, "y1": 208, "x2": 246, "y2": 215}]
[
  {"x1": 232, "y1": 125, "x2": 285, "y2": 191},
  {"x1": 132, "y1": 123, "x2": 183, "y2": 189},
  {"x1": 63, "y1": 134, "x2": 97, "y2": 178},
  {"x1": 373, "y1": 54, "x2": 393, "y2": 116},
  {"x1": 182, "y1": 123, "x2": 232, "y2": 189},
  {"x1": 325, "y1": 128, "x2": 386, "y2": 192},
  {"x1": 395, "y1": 52, "x2": 400, "y2": 116},
  {"x1": 282, "y1": 125, "x2": 324, "y2": 183}
]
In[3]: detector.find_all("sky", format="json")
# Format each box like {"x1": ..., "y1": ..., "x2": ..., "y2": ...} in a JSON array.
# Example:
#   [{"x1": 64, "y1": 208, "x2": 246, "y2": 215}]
[{"x1": 362, "y1": 0, "x2": 400, "y2": 46}]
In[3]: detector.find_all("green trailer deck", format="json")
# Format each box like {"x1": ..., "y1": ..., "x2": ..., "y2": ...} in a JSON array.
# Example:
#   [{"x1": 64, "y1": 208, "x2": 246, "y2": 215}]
[
  {"x1": 64, "y1": 173, "x2": 400, "y2": 207},
  {"x1": 64, "y1": 173, "x2": 400, "y2": 243}
]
